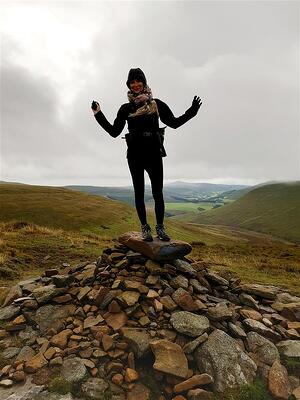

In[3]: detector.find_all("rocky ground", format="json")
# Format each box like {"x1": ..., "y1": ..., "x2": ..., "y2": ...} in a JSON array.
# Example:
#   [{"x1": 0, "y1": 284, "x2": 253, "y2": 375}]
[{"x1": 0, "y1": 231, "x2": 299, "y2": 400}]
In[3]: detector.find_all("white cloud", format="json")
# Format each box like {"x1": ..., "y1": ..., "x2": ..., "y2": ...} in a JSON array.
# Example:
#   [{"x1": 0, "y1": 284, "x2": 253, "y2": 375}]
[{"x1": 1, "y1": 0, "x2": 299, "y2": 186}]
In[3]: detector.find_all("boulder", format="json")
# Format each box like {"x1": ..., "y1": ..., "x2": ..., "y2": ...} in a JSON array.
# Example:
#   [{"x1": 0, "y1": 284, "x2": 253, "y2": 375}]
[
  {"x1": 61, "y1": 357, "x2": 87, "y2": 383},
  {"x1": 242, "y1": 318, "x2": 281, "y2": 342},
  {"x1": 195, "y1": 329, "x2": 257, "y2": 392},
  {"x1": 81, "y1": 377, "x2": 109, "y2": 399},
  {"x1": 32, "y1": 304, "x2": 76, "y2": 334},
  {"x1": 170, "y1": 311, "x2": 210, "y2": 337},
  {"x1": 2, "y1": 285, "x2": 22, "y2": 307},
  {"x1": 0, "y1": 304, "x2": 20, "y2": 321},
  {"x1": 276, "y1": 340, "x2": 300, "y2": 361},
  {"x1": 32, "y1": 285, "x2": 66, "y2": 304},
  {"x1": 246, "y1": 332, "x2": 279, "y2": 366},
  {"x1": 121, "y1": 327, "x2": 151, "y2": 358},
  {"x1": 173, "y1": 259, "x2": 197, "y2": 277},
  {"x1": 268, "y1": 360, "x2": 291, "y2": 400},
  {"x1": 238, "y1": 284, "x2": 280, "y2": 300},
  {"x1": 118, "y1": 231, "x2": 192, "y2": 261},
  {"x1": 150, "y1": 339, "x2": 188, "y2": 378}
]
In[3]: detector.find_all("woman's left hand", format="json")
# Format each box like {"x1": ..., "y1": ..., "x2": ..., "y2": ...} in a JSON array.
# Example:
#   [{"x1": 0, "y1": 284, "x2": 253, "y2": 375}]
[{"x1": 191, "y1": 95, "x2": 202, "y2": 111}]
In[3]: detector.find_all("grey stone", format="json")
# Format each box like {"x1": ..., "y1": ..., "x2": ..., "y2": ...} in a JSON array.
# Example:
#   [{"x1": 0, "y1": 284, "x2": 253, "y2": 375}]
[
  {"x1": 173, "y1": 259, "x2": 197, "y2": 277},
  {"x1": 81, "y1": 378, "x2": 109, "y2": 399},
  {"x1": 18, "y1": 326, "x2": 38, "y2": 342},
  {"x1": 121, "y1": 327, "x2": 151, "y2": 358},
  {"x1": 183, "y1": 333, "x2": 209, "y2": 354},
  {"x1": 238, "y1": 284, "x2": 280, "y2": 300},
  {"x1": 189, "y1": 279, "x2": 209, "y2": 294},
  {"x1": 1, "y1": 376, "x2": 44, "y2": 400},
  {"x1": 32, "y1": 392, "x2": 77, "y2": 400},
  {"x1": 61, "y1": 357, "x2": 87, "y2": 383},
  {"x1": 16, "y1": 346, "x2": 36, "y2": 363},
  {"x1": 246, "y1": 332, "x2": 279, "y2": 366},
  {"x1": 195, "y1": 329, "x2": 257, "y2": 392},
  {"x1": 32, "y1": 304, "x2": 76, "y2": 334},
  {"x1": 18, "y1": 277, "x2": 40, "y2": 289},
  {"x1": 2, "y1": 285, "x2": 22, "y2": 307},
  {"x1": 228, "y1": 322, "x2": 247, "y2": 339},
  {"x1": 242, "y1": 318, "x2": 281, "y2": 342},
  {"x1": 205, "y1": 272, "x2": 229, "y2": 286},
  {"x1": 170, "y1": 275, "x2": 189, "y2": 290},
  {"x1": 0, "y1": 305, "x2": 20, "y2": 321},
  {"x1": 51, "y1": 275, "x2": 74, "y2": 288},
  {"x1": 170, "y1": 311, "x2": 210, "y2": 337},
  {"x1": 239, "y1": 293, "x2": 259, "y2": 310},
  {"x1": 207, "y1": 303, "x2": 233, "y2": 321},
  {"x1": 32, "y1": 285, "x2": 66, "y2": 304},
  {"x1": 18, "y1": 277, "x2": 41, "y2": 293},
  {"x1": 276, "y1": 292, "x2": 300, "y2": 304},
  {"x1": 3, "y1": 347, "x2": 20, "y2": 359},
  {"x1": 277, "y1": 340, "x2": 300, "y2": 361}
]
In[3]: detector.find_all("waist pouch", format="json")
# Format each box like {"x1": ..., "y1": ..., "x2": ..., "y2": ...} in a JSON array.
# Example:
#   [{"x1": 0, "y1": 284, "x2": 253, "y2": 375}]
[{"x1": 124, "y1": 128, "x2": 167, "y2": 157}]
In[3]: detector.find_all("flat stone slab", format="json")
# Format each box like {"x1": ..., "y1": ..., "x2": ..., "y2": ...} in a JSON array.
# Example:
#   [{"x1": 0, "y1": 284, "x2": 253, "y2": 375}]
[{"x1": 118, "y1": 231, "x2": 192, "y2": 262}]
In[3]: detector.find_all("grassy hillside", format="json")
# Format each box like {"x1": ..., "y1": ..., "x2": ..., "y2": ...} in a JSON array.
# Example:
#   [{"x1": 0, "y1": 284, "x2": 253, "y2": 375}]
[
  {"x1": 0, "y1": 182, "x2": 300, "y2": 295},
  {"x1": 190, "y1": 182, "x2": 300, "y2": 244},
  {"x1": 0, "y1": 183, "x2": 136, "y2": 237}
]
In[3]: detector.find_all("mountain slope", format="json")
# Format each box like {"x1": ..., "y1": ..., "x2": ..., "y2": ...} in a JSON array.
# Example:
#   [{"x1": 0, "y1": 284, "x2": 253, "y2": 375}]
[
  {"x1": 0, "y1": 183, "x2": 135, "y2": 236},
  {"x1": 190, "y1": 181, "x2": 300, "y2": 243}
]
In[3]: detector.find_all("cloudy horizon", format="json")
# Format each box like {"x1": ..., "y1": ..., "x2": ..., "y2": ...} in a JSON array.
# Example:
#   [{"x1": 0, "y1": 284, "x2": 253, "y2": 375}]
[{"x1": 1, "y1": 1, "x2": 299, "y2": 187}]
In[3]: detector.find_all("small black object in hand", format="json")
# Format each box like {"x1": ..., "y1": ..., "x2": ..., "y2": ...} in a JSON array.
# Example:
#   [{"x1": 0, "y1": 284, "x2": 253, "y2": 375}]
[{"x1": 91, "y1": 100, "x2": 99, "y2": 111}]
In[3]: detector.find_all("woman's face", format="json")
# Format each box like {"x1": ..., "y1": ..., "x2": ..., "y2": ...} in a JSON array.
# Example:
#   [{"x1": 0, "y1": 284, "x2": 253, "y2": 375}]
[{"x1": 130, "y1": 79, "x2": 144, "y2": 94}]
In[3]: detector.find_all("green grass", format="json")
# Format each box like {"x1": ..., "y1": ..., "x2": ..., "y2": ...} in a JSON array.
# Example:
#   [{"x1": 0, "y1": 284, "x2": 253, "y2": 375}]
[
  {"x1": 0, "y1": 183, "x2": 300, "y2": 296},
  {"x1": 48, "y1": 377, "x2": 72, "y2": 395},
  {"x1": 214, "y1": 378, "x2": 274, "y2": 400},
  {"x1": 189, "y1": 182, "x2": 300, "y2": 244},
  {"x1": 0, "y1": 183, "x2": 135, "y2": 236},
  {"x1": 165, "y1": 201, "x2": 215, "y2": 212}
]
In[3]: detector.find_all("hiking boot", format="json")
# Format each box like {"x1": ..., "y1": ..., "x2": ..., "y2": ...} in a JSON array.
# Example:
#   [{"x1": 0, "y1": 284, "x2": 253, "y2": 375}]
[
  {"x1": 141, "y1": 223, "x2": 153, "y2": 242},
  {"x1": 155, "y1": 223, "x2": 171, "y2": 241}
]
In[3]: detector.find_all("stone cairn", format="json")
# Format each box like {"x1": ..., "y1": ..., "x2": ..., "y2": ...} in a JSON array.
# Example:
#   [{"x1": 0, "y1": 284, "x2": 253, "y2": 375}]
[{"x1": 0, "y1": 231, "x2": 299, "y2": 400}]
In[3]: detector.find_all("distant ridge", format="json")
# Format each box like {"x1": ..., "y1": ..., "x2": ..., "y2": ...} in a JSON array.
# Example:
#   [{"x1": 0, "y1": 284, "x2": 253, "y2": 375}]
[{"x1": 191, "y1": 181, "x2": 300, "y2": 244}]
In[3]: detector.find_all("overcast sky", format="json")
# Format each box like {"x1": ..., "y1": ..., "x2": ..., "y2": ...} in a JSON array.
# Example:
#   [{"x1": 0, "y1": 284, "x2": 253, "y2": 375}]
[{"x1": 0, "y1": 0, "x2": 299, "y2": 187}]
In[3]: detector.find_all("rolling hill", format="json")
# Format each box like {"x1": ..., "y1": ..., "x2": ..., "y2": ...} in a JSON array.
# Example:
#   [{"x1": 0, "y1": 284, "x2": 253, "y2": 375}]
[
  {"x1": 0, "y1": 182, "x2": 239, "y2": 243},
  {"x1": 1, "y1": 182, "x2": 300, "y2": 294},
  {"x1": 0, "y1": 182, "x2": 136, "y2": 236},
  {"x1": 189, "y1": 181, "x2": 300, "y2": 243}
]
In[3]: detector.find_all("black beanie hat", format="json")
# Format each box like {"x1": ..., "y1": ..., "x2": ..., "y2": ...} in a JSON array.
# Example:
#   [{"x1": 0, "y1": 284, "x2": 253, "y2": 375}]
[{"x1": 126, "y1": 68, "x2": 147, "y2": 88}]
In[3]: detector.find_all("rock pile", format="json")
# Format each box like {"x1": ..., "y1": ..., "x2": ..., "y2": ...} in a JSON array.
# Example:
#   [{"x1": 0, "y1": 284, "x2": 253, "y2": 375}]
[{"x1": 0, "y1": 231, "x2": 299, "y2": 400}]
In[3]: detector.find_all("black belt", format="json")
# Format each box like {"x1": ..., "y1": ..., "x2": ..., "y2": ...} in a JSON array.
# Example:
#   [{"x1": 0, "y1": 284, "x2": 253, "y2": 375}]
[{"x1": 122, "y1": 131, "x2": 156, "y2": 140}]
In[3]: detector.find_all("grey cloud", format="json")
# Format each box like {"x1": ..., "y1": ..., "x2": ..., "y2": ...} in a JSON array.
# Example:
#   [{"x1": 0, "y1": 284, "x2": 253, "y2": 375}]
[{"x1": 1, "y1": 1, "x2": 299, "y2": 186}]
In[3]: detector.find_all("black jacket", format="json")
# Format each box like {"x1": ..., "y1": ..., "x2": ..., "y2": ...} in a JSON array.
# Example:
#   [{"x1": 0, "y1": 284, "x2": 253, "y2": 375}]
[{"x1": 94, "y1": 98, "x2": 198, "y2": 157}]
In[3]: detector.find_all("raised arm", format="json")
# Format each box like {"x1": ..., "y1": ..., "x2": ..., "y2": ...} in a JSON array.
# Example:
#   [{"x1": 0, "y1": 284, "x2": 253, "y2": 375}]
[
  {"x1": 155, "y1": 96, "x2": 202, "y2": 129},
  {"x1": 92, "y1": 103, "x2": 127, "y2": 138}
]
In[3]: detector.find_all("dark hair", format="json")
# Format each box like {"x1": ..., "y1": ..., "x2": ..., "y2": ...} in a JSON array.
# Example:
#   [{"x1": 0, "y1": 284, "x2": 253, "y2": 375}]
[{"x1": 126, "y1": 68, "x2": 147, "y2": 88}]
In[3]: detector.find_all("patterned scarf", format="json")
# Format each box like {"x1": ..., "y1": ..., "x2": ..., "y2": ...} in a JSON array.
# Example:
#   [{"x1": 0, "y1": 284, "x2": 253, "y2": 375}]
[{"x1": 127, "y1": 84, "x2": 159, "y2": 118}]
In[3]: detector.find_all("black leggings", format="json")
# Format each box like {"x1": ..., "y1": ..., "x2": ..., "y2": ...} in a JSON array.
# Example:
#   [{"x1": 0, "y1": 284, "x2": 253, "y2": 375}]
[{"x1": 127, "y1": 153, "x2": 165, "y2": 225}]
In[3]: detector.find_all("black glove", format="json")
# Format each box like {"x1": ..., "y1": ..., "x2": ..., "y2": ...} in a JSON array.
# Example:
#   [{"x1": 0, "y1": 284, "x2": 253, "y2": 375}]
[{"x1": 191, "y1": 95, "x2": 202, "y2": 114}]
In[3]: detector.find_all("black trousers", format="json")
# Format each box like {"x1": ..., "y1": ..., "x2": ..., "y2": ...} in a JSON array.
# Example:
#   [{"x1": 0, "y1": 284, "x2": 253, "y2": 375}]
[{"x1": 127, "y1": 151, "x2": 165, "y2": 226}]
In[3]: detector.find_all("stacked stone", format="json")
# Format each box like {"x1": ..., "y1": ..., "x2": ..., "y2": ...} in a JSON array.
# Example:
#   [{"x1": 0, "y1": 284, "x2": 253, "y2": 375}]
[{"x1": 0, "y1": 231, "x2": 299, "y2": 400}]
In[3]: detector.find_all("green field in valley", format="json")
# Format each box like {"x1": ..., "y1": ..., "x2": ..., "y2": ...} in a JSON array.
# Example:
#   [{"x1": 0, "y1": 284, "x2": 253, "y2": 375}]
[{"x1": 164, "y1": 202, "x2": 215, "y2": 212}]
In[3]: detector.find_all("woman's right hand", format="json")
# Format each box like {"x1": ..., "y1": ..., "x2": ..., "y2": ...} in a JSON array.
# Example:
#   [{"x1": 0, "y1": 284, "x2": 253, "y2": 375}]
[{"x1": 91, "y1": 101, "x2": 101, "y2": 114}]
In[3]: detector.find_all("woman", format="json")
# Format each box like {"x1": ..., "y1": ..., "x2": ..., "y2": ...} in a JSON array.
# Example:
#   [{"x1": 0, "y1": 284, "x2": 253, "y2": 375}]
[{"x1": 91, "y1": 67, "x2": 202, "y2": 242}]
